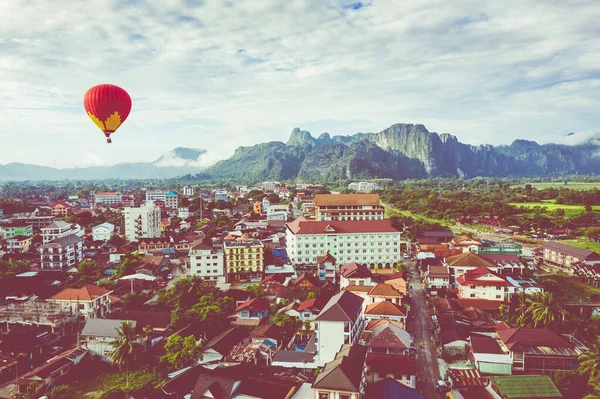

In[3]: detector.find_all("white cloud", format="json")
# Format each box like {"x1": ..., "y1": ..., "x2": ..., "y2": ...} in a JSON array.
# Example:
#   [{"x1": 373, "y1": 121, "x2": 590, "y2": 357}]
[{"x1": 0, "y1": 0, "x2": 599, "y2": 167}]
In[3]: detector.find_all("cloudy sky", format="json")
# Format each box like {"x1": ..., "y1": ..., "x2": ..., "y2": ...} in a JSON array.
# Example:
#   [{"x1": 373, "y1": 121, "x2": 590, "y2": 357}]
[{"x1": 1, "y1": 0, "x2": 599, "y2": 168}]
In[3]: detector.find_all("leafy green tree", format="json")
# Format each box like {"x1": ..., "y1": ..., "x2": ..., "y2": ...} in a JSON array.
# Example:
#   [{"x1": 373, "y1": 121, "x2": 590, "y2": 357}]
[
  {"x1": 180, "y1": 293, "x2": 233, "y2": 328},
  {"x1": 245, "y1": 284, "x2": 265, "y2": 297},
  {"x1": 526, "y1": 292, "x2": 566, "y2": 329},
  {"x1": 161, "y1": 334, "x2": 203, "y2": 370},
  {"x1": 49, "y1": 385, "x2": 72, "y2": 399},
  {"x1": 580, "y1": 337, "x2": 600, "y2": 380},
  {"x1": 158, "y1": 276, "x2": 215, "y2": 310},
  {"x1": 110, "y1": 321, "x2": 144, "y2": 386},
  {"x1": 306, "y1": 291, "x2": 316, "y2": 300}
]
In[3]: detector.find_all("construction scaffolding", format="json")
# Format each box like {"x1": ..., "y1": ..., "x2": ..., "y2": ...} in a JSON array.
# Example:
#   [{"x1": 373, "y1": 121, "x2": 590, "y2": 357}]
[{"x1": 0, "y1": 301, "x2": 76, "y2": 332}]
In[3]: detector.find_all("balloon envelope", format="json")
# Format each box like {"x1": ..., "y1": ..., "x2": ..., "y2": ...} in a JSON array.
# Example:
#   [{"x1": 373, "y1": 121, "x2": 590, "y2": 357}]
[{"x1": 83, "y1": 84, "x2": 132, "y2": 140}]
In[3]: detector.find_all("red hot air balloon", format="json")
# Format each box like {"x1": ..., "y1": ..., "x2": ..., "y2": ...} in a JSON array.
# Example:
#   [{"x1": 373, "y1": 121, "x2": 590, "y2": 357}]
[{"x1": 83, "y1": 84, "x2": 132, "y2": 143}]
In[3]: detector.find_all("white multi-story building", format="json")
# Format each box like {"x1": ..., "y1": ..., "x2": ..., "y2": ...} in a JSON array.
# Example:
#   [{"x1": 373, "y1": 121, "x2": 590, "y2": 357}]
[
  {"x1": 313, "y1": 194, "x2": 385, "y2": 221},
  {"x1": 182, "y1": 186, "x2": 194, "y2": 197},
  {"x1": 262, "y1": 181, "x2": 280, "y2": 192},
  {"x1": 145, "y1": 190, "x2": 179, "y2": 209},
  {"x1": 92, "y1": 222, "x2": 115, "y2": 242},
  {"x1": 41, "y1": 221, "x2": 83, "y2": 244},
  {"x1": 40, "y1": 235, "x2": 84, "y2": 271},
  {"x1": 286, "y1": 217, "x2": 402, "y2": 268},
  {"x1": 94, "y1": 192, "x2": 122, "y2": 206},
  {"x1": 188, "y1": 239, "x2": 225, "y2": 283},
  {"x1": 456, "y1": 266, "x2": 516, "y2": 301},
  {"x1": 124, "y1": 202, "x2": 161, "y2": 242},
  {"x1": 215, "y1": 190, "x2": 228, "y2": 202},
  {"x1": 49, "y1": 285, "x2": 113, "y2": 319},
  {"x1": 316, "y1": 291, "x2": 365, "y2": 362},
  {"x1": 348, "y1": 181, "x2": 380, "y2": 192},
  {"x1": 178, "y1": 207, "x2": 191, "y2": 219}
]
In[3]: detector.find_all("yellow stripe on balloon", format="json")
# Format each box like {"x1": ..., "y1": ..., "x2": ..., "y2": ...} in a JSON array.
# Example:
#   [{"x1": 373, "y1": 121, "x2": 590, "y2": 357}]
[
  {"x1": 87, "y1": 112, "x2": 105, "y2": 130},
  {"x1": 104, "y1": 111, "x2": 122, "y2": 132}
]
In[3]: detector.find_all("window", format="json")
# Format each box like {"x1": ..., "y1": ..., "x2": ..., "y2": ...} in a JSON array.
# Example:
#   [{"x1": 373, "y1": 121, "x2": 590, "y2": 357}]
[
  {"x1": 496, "y1": 295, "x2": 501, "y2": 299},
  {"x1": 318, "y1": 393, "x2": 330, "y2": 399},
  {"x1": 340, "y1": 395, "x2": 351, "y2": 399}
]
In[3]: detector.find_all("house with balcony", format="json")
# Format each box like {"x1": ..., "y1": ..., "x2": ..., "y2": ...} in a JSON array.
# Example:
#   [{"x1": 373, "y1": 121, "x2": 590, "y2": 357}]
[
  {"x1": 340, "y1": 262, "x2": 376, "y2": 289},
  {"x1": 456, "y1": 266, "x2": 515, "y2": 301},
  {"x1": 41, "y1": 221, "x2": 83, "y2": 244},
  {"x1": 92, "y1": 222, "x2": 115, "y2": 242},
  {"x1": 542, "y1": 241, "x2": 600, "y2": 274},
  {"x1": 444, "y1": 252, "x2": 498, "y2": 280},
  {"x1": 80, "y1": 319, "x2": 136, "y2": 362},
  {"x1": 312, "y1": 344, "x2": 368, "y2": 399},
  {"x1": 425, "y1": 265, "x2": 451, "y2": 292},
  {"x1": 224, "y1": 235, "x2": 264, "y2": 283},
  {"x1": 48, "y1": 285, "x2": 113, "y2": 320},
  {"x1": 0, "y1": 220, "x2": 33, "y2": 238},
  {"x1": 317, "y1": 252, "x2": 337, "y2": 284},
  {"x1": 51, "y1": 201, "x2": 72, "y2": 219},
  {"x1": 313, "y1": 193, "x2": 385, "y2": 221},
  {"x1": 235, "y1": 297, "x2": 270, "y2": 327},
  {"x1": 316, "y1": 291, "x2": 364, "y2": 362},
  {"x1": 40, "y1": 235, "x2": 84, "y2": 271},
  {"x1": 361, "y1": 319, "x2": 413, "y2": 356},
  {"x1": 293, "y1": 296, "x2": 329, "y2": 330},
  {"x1": 365, "y1": 353, "x2": 417, "y2": 389},
  {"x1": 497, "y1": 327, "x2": 587, "y2": 375},
  {"x1": 7, "y1": 235, "x2": 33, "y2": 253}
]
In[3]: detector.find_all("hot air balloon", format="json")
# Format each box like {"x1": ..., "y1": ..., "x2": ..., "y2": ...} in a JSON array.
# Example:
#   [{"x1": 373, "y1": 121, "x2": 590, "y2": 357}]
[{"x1": 83, "y1": 84, "x2": 132, "y2": 143}]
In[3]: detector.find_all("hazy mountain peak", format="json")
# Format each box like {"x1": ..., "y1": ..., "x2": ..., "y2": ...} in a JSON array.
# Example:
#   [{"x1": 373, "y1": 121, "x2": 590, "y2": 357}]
[
  {"x1": 153, "y1": 147, "x2": 208, "y2": 168},
  {"x1": 287, "y1": 128, "x2": 315, "y2": 146}
]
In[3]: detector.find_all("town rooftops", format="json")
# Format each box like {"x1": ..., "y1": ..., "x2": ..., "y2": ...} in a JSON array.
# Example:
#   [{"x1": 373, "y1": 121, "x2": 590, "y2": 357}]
[
  {"x1": 366, "y1": 322, "x2": 412, "y2": 349},
  {"x1": 236, "y1": 297, "x2": 270, "y2": 312},
  {"x1": 366, "y1": 353, "x2": 416, "y2": 377},
  {"x1": 43, "y1": 234, "x2": 84, "y2": 248},
  {"x1": 446, "y1": 252, "x2": 496, "y2": 268},
  {"x1": 49, "y1": 284, "x2": 112, "y2": 301},
  {"x1": 456, "y1": 266, "x2": 512, "y2": 287},
  {"x1": 489, "y1": 375, "x2": 562, "y2": 398},
  {"x1": 313, "y1": 193, "x2": 381, "y2": 206},
  {"x1": 365, "y1": 377, "x2": 424, "y2": 399},
  {"x1": 81, "y1": 319, "x2": 135, "y2": 338},
  {"x1": 368, "y1": 283, "x2": 402, "y2": 297},
  {"x1": 365, "y1": 301, "x2": 406, "y2": 317},
  {"x1": 542, "y1": 241, "x2": 600, "y2": 260},
  {"x1": 341, "y1": 262, "x2": 374, "y2": 279},
  {"x1": 297, "y1": 296, "x2": 329, "y2": 313},
  {"x1": 316, "y1": 291, "x2": 364, "y2": 322},
  {"x1": 317, "y1": 252, "x2": 337, "y2": 264},
  {"x1": 312, "y1": 344, "x2": 367, "y2": 392},
  {"x1": 421, "y1": 230, "x2": 456, "y2": 238},
  {"x1": 204, "y1": 327, "x2": 249, "y2": 356},
  {"x1": 470, "y1": 333, "x2": 507, "y2": 355},
  {"x1": 497, "y1": 328, "x2": 579, "y2": 356},
  {"x1": 286, "y1": 218, "x2": 400, "y2": 235},
  {"x1": 428, "y1": 265, "x2": 450, "y2": 278}
]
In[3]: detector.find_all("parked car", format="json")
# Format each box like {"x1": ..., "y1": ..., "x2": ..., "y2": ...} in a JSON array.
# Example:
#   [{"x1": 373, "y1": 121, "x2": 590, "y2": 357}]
[{"x1": 167, "y1": 273, "x2": 173, "y2": 280}]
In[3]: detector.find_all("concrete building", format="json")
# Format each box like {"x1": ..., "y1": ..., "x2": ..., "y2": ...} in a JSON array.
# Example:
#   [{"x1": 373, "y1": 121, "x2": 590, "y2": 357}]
[
  {"x1": 81, "y1": 319, "x2": 136, "y2": 362},
  {"x1": 124, "y1": 202, "x2": 161, "y2": 242},
  {"x1": 94, "y1": 192, "x2": 122, "y2": 206},
  {"x1": 286, "y1": 217, "x2": 402, "y2": 268},
  {"x1": 41, "y1": 221, "x2": 83, "y2": 244},
  {"x1": 178, "y1": 207, "x2": 190, "y2": 219},
  {"x1": 316, "y1": 291, "x2": 365, "y2": 362},
  {"x1": 49, "y1": 285, "x2": 113, "y2": 319},
  {"x1": 92, "y1": 222, "x2": 115, "y2": 242},
  {"x1": 262, "y1": 181, "x2": 280, "y2": 192},
  {"x1": 223, "y1": 236, "x2": 264, "y2": 282},
  {"x1": 188, "y1": 239, "x2": 226, "y2": 283},
  {"x1": 215, "y1": 190, "x2": 229, "y2": 202},
  {"x1": 542, "y1": 241, "x2": 600, "y2": 273},
  {"x1": 0, "y1": 220, "x2": 33, "y2": 238},
  {"x1": 40, "y1": 235, "x2": 84, "y2": 271},
  {"x1": 7, "y1": 235, "x2": 33, "y2": 253},
  {"x1": 312, "y1": 344, "x2": 368, "y2": 399},
  {"x1": 145, "y1": 190, "x2": 179, "y2": 209},
  {"x1": 456, "y1": 266, "x2": 515, "y2": 301},
  {"x1": 182, "y1": 186, "x2": 194, "y2": 197},
  {"x1": 313, "y1": 194, "x2": 385, "y2": 221},
  {"x1": 348, "y1": 182, "x2": 380, "y2": 192},
  {"x1": 51, "y1": 201, "x2": 72, "y2": 219}
]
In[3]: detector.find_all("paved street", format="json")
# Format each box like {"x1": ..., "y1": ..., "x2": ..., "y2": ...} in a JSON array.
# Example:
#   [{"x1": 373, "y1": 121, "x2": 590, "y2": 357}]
[{"x1": 407, "y1": 260, "x2": 442, "y2": 399}]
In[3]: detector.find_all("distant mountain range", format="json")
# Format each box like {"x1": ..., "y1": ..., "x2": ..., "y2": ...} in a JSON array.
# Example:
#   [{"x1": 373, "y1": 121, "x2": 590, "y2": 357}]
[
  {"x1": 200, "y1": 123, "x2": 600, "y2": 182},
  {"x1": 0, "y1": 147, "x2": 208, "y2": 181},
  {"x1": 3, "y1": 124, "x2": 600, "y2": 182}
]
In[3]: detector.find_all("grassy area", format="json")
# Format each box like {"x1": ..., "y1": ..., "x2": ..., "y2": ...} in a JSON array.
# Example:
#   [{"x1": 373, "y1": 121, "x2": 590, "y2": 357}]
[
  {"x1": 509, "y1": 201, "x2": 600, "y2": 211},
  {"x1": 510, "y1": 182, "x2": 600, "y2": 190},
  {"x1": 67, "y1": 367, "x2": 164, "y2": 398},
  {"x1": 561, "y1": 238, "x2": 600, "y2": 254},
  {"x1": 538, "y1": 274, "x2": 600, "y2": 302},
  {"x1": 385, "y1": 206, "x2": 450, "y2": 226}
]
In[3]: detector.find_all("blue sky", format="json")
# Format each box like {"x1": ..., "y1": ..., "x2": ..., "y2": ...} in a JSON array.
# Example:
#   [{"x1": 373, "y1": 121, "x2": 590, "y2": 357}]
[{"x1": 0, "y1": 0, "x2": 599, "y2": 168}]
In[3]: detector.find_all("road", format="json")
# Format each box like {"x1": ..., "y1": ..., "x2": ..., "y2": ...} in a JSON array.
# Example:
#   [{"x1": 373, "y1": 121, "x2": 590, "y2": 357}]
[{"x1": 407, "y1": 260, "x2": 442, "y2": 399}]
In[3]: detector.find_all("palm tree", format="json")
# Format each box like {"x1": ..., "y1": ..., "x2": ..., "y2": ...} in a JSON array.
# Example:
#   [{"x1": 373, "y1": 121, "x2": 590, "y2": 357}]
[
  {"x1": 525, "y1": 292, "x2": 566, "y2": 329},
  {"x1": 110, "y1": 321, "x2": 144, "y2": 387},
  {"x1": 580, "y1": 337, "x2": 600, "y2": 381}
]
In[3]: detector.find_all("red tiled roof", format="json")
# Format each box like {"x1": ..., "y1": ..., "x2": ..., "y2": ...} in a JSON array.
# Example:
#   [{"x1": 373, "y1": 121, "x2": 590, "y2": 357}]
[
  {"x1": 456, "y1": 266, "x2": 512, "y2": 287},
  {"x1": 344, "y1": 285, "x2": 373, "y2": 293},
  {"x1": 365, "y1": 319, "x2": 404, "y2": 331},
  {"x1": 96, "y1": 192, "x2": 119, "y2": 196},
  {"x1": 365, "y1": 301, "x2": 406, "y2": 316},
  {"x1": 297, "y1": 296, "x2": 328, "y2": 313},
  {"x1": 446, "y1": 252, "x2": 496, "y2": 268},
  {"x1": 497, "y1": 328, "x2": 574, "y2": 351},
  {"x1": 50, "y1": 285, "x2": 112, "y2": 301},
  {"x1": 236, "y1": 297, "x2": 270, "y2": 312},
  {"x1": 451, "y1": 298, "x2": 506, "y2": 311},
  {"x1": 313, "y1": 194, "x2": 381, "y2": 206},
  {"x1": 51, "y1": 201, "x2": 72, "y2": 209},
  {"x1": 317, "y1": 252, "x2": 337, "y2": 264},
  {"x1": 368, "y1": 284, "x2": 402, "y2": 297},
  {"x1": 287, "y1": 218, "x2": 399, "y2": 235},
  {"x1": 341, "y1": 262, "x2": 373, "y2": 279}
]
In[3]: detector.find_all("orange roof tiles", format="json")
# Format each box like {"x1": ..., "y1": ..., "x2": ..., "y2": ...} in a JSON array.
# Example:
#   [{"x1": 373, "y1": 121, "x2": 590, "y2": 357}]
[
  {"x1": 446, "y1": 252, "x2": 496, "y2": 268},
  {"x1": 313, "y1": 194, "x2": 381, "y2": 206},
  {"x1": 368, "y1": 283, "x2": 402, "y2": 297},
  {"x1": 365, "y1": 301, "x2": 406, "y2": 316},
  {"x1": 50, "y1": 285, "x2": 112, "y2": 301},
  {"x1": 287, "y1": 218, "x2": 399, "y2": 235}
]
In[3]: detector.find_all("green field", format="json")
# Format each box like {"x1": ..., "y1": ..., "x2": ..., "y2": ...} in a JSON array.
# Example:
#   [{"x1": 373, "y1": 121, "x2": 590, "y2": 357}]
[
  {"x1": 538, "y1": 274, "x2": 600, "y2": 302},
  {"x1": 510, "y1": 182, "x2": 600, "y2": 190},
  {"x1": 510, "y1": 199, "x2": 600, "y2": 212},
  {"x1": 385, "y1": 206, "x2": 450, "y2": 226},
  {"x1": 561, "y1": 238, "x2": 600, "y2": 254}
]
